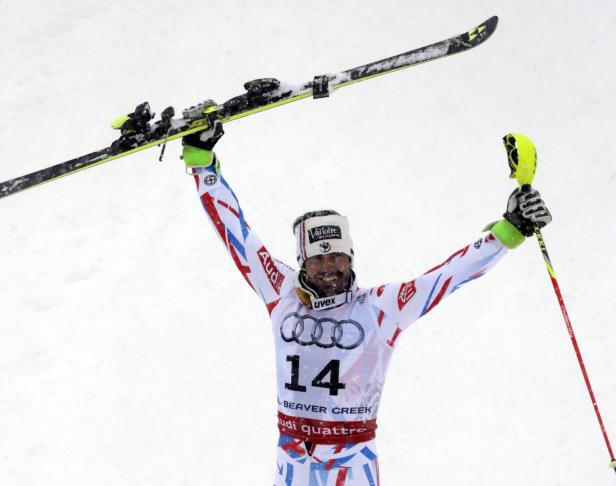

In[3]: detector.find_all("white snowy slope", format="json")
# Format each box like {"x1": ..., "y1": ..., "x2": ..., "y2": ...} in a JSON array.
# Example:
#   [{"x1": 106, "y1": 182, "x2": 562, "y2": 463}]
[{"x1": 1, "y1": 1, "x2": 615, "y2": 485}]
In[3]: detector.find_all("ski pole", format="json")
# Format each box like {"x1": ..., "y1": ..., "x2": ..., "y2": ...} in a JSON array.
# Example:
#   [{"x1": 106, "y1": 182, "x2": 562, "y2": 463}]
[{"x1": 502, "y1": 133, "x2": 616, "y2": 474}]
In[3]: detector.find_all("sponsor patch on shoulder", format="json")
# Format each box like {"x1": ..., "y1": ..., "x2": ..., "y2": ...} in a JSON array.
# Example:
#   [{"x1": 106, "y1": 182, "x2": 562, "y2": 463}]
[
  {"x1": 257, "y1": 246, "x2": 285, "y2": 294},
  {"x1": 397, "y1": 280, "x2": 417, "y2": 311}
]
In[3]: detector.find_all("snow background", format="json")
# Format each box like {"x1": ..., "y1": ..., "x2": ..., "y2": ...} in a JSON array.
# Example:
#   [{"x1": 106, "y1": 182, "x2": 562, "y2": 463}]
[{"x1": 1, "y1": 1, "x2": 615, "y2": 485}]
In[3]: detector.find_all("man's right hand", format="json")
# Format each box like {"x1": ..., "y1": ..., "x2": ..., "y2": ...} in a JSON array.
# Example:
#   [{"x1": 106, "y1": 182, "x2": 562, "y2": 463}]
[{"x1": 182, "y1": 120, "x2": 224, "y2": 170}]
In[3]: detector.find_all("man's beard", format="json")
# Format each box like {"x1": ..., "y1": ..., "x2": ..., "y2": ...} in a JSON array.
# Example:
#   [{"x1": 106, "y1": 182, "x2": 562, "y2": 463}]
[{"x1": 312, "y1": 271, "x2": 350, "y2": 297}]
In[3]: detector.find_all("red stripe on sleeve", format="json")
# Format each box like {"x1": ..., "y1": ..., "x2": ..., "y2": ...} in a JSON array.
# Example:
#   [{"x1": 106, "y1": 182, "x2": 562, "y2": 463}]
[
  {"x1": 202, "y1": 192, "x2": 254, "y2": 290},
  {"x1": 266, "y1": 299, "x2": 281, "y2": 316},
  {"x1": 201, "y1": 193, "x2": 227, "y2": 242},
  {"x1": 216, "y1": 199, "x2": 251, "y2": 228},
  {"x1": 228, "y1": 244, "x2": 254, "y2": 291},
  {"x1": 424, "y1": 246, "x2": 470, "y2": 275},
  {"x1": 387, "y1": 327, "x2": 402, "y2": 347}
]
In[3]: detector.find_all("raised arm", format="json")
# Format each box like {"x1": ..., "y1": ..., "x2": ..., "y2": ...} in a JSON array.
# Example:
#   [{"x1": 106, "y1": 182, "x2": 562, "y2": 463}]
[
  {"x1": 182, "y1": 123, "x2": 296, "y2": 308},
  {"x1": 370, "y1": 187, "x2": 552, "y2": 346}
]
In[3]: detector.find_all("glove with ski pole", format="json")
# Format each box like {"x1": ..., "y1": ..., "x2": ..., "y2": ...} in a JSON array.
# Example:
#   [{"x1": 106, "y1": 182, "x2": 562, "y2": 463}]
[
  {"x1": 484, "y1": 188, "x2": 551, "y2": 250},
  {"x1": 501, "y1": 132, "x2": 616, "y2": 476},
  {"x1": 486, "y1": 186, "x2": 552, "y2": 249},
  {"x1": 503, "y1": 186, "x2": 552, "y2": 236}
]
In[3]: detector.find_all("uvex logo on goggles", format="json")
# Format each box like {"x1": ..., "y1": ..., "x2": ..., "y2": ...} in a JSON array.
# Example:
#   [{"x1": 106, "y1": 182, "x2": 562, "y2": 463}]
[{"x1": 307, "y1": 225, "x2": 342, "y2": 243}]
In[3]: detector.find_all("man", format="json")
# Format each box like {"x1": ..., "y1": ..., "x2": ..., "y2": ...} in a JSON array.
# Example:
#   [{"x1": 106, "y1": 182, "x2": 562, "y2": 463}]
[{"x1": 182, "y1": 123, "x2": 551, "y2": 485}]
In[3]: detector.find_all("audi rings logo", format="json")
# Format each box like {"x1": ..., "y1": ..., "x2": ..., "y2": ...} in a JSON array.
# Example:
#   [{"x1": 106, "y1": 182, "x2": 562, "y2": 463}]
[{"x1": 280, "y1": 313, "x2": 365, "y2": 350}]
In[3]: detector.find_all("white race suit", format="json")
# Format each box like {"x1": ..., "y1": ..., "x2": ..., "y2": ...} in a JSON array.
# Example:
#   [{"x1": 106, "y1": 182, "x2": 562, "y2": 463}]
[{"x1": 192, "y1": 165, "x2": 508, "y2": 485}]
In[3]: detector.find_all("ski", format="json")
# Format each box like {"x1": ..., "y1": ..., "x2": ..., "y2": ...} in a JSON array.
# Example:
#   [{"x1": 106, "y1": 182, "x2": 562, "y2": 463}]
[{"x1": 0, "y1": 16, "x2": 498, "y2": 200}]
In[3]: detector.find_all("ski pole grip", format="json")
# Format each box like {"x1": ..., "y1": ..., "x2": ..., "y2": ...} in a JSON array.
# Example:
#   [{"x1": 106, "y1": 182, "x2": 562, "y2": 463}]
[{"x1": 502, "y1": 133, "x2": 537, "y2": 187}]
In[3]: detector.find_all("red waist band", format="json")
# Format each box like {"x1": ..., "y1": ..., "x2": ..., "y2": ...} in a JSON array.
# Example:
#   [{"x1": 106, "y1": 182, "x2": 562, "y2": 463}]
[{"x1": 277, "y1": 411, "x2": 377, "y2": 445}]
